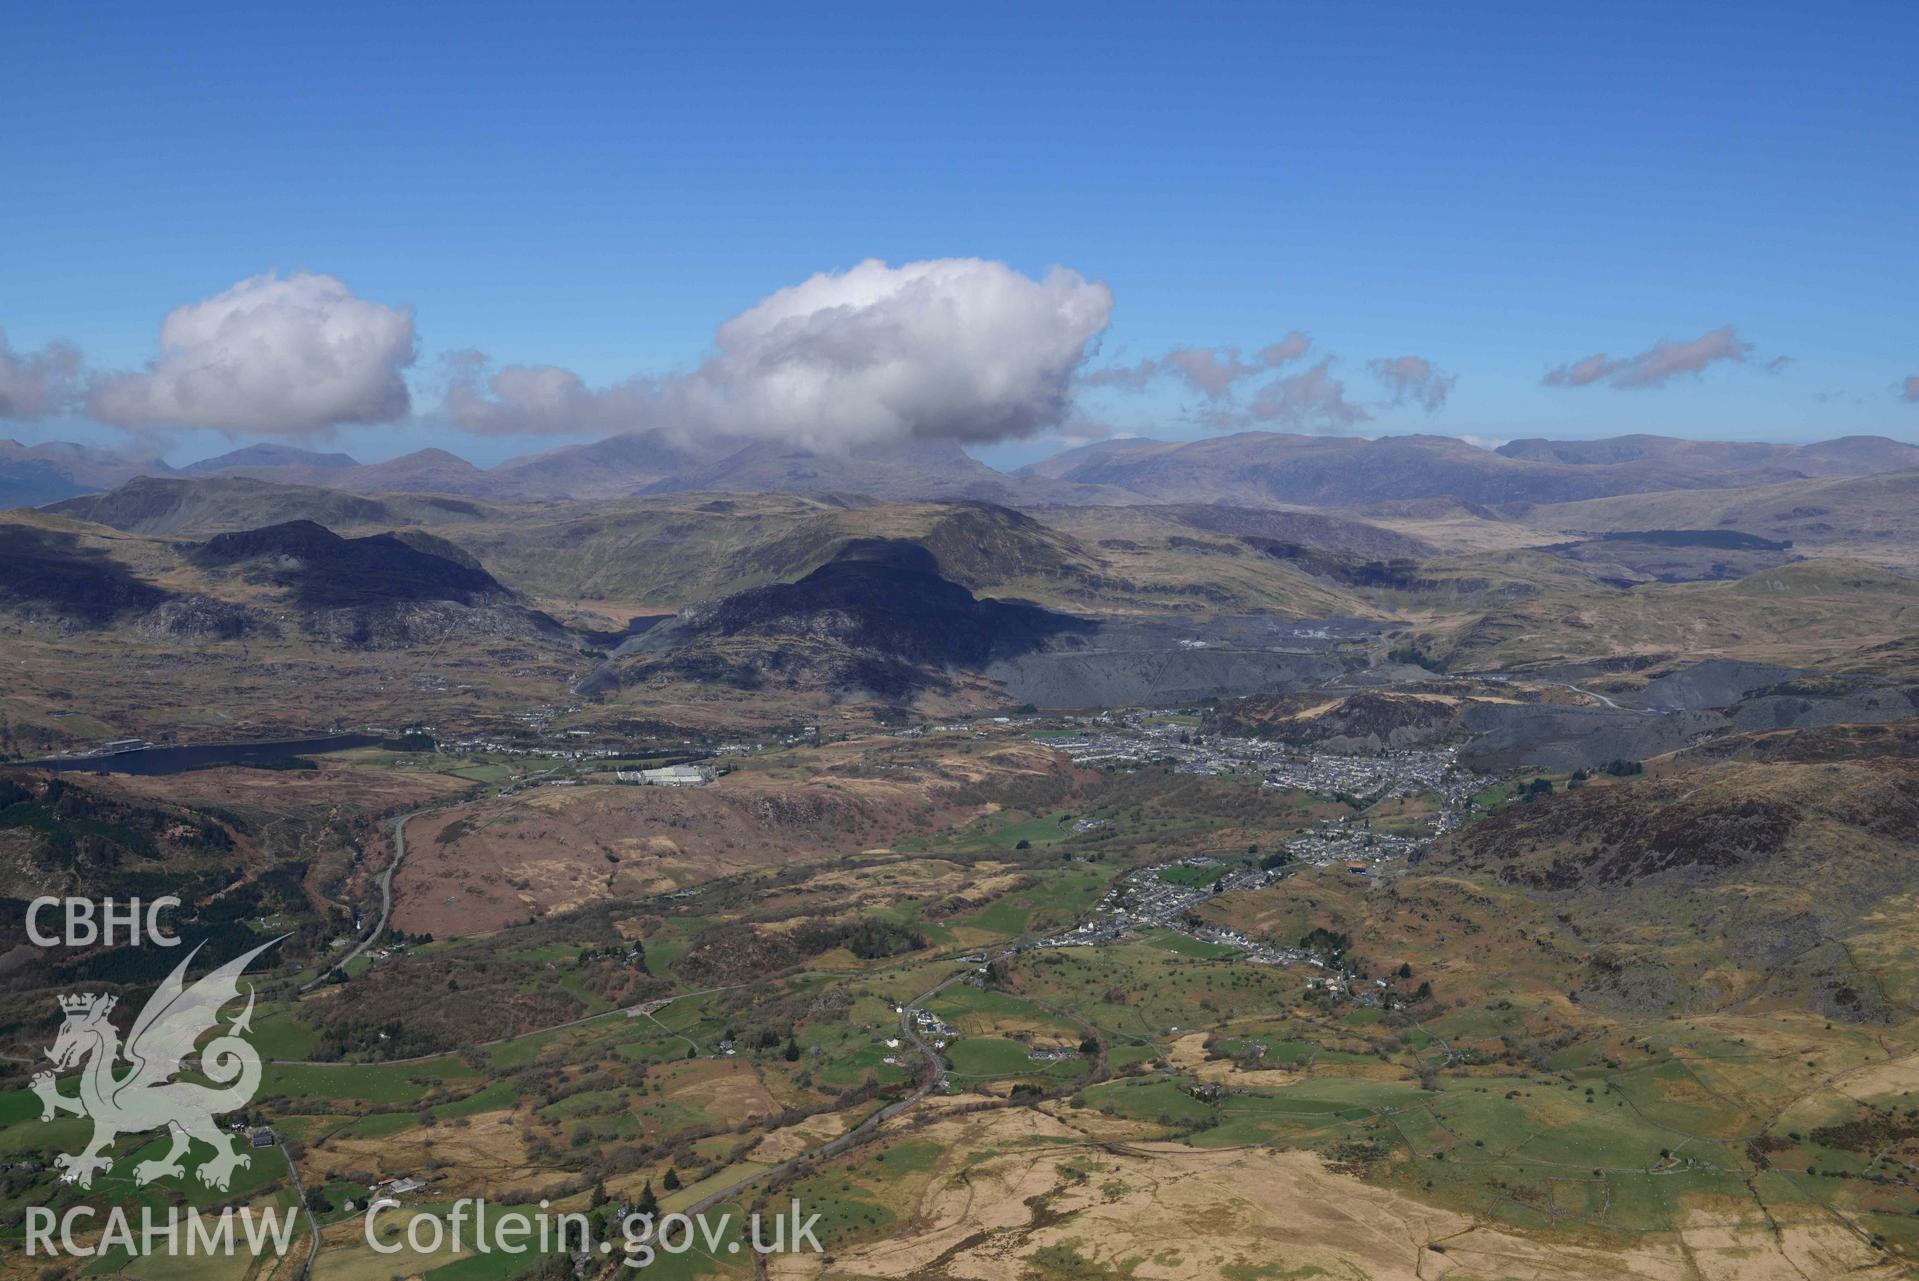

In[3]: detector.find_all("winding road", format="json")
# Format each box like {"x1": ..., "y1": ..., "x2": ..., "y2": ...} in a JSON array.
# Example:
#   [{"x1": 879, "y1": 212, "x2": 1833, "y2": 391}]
[
  {"x1": 1469, "y1": 670, "x2": 1660, "y2": 715},
  {"x1": 300, "y1": 765, "x2": 568, "y2": 992},
  {"x1": 299, "y1": 803, "x2": 442, "y2": 993}
]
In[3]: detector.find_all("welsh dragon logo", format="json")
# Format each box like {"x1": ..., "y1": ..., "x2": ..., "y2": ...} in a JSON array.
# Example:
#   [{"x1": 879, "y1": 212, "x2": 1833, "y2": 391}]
[{"x1": 31, "y1": 938, "x2": 280, "y2": 1191}]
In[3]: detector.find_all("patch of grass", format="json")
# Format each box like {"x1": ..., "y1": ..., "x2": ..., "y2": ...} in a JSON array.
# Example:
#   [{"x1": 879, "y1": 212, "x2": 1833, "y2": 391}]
[
  {"x1": 261, "y1": 1057, "x2": 476, "y2": 1103},
  {"x1": 945, "y1": 1037, "x2": 1049, "y2": 1078},
  {"x1": 1156, "y1": 863, "x2": 1228, "y2": 889}
]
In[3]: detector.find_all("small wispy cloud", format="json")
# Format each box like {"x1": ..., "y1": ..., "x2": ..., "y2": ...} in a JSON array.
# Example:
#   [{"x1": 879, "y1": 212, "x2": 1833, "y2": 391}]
[
  {"x1": 1231, "y1": 359, "x2": 1371, "y2": 433},
  {"x1": 1367, "y1": 354, "x2": 1456, "y2": 412},
  {"x1": 1544, "y1": 325, "x2": 1757, "y2": 390},
  {"x1": 1079, "y1": 333, "x2": 1311, "y2": 399},
  {"x1": 1083, "y1": 334, "x2": 1451, "y2": 434}
]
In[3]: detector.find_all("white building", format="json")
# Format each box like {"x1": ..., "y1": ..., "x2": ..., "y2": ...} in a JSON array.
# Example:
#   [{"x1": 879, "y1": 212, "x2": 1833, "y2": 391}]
[{"x1": 614, "y1": 764, "x2": 713, "y2": 786}]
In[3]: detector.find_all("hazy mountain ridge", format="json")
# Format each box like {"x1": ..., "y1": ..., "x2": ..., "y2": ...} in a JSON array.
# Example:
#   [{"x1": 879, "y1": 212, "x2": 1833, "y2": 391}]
[
  {"x1": 13, "y1": 429, "x2": 1919, "y2": 511},
  {"x1": 0, "y1": 438, "x2": 177, "y2": 508},
  {"x1": 180, "y1": 443, "x2": 360, "y2": 473},
  {"x1": 47, "y1": 474, "x2": 497, "y2": 535},
  {"x1": 1024, "y1": 431, "x2": 1919, "y2": 507},
  {"x1": 1496, "y1": 433, "x2": 1919, "y2": 478}
]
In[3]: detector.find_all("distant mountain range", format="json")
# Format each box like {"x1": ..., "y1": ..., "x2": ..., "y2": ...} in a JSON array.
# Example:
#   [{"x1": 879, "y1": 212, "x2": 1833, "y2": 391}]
[
  {"x1": 8, "y1": 429, "x2": 1918, "y2": 511},
  {"x1": 0, "y1": 438, "x2": 176, "y2": 507},
  {"x1": 1023, "y1": 432, "x2": 1919, "y2": 507},
  {"x1": 1493, "y1": 433, "x2": 1919, "y2": 477},
  {"x1": 179, "y1": 443, "x2": 360, "y2": 473},
  {"x1": 45, "y1": 475, "x2": 494, "y2": 535}
]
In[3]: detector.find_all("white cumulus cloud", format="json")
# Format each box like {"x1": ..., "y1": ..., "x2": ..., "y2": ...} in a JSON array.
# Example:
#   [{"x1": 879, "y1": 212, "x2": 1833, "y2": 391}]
[
  {"x1": 88, "y1": 272, "x2": 416, "y2": 436},
  {"x1": 447, "y1": 258, "x2": 1114, "y2": 449}
]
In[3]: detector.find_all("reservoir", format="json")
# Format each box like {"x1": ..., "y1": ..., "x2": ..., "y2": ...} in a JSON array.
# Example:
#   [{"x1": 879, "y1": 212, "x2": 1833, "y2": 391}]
[{"x1": 6, "y1": 733, "x2": 386, "y2": 776}]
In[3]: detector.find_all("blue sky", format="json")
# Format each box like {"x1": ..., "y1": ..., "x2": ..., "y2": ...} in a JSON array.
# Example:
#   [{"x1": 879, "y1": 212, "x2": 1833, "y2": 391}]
[{"x1": 3, "y1": 0, "x2": 1915, "y2": 467}]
